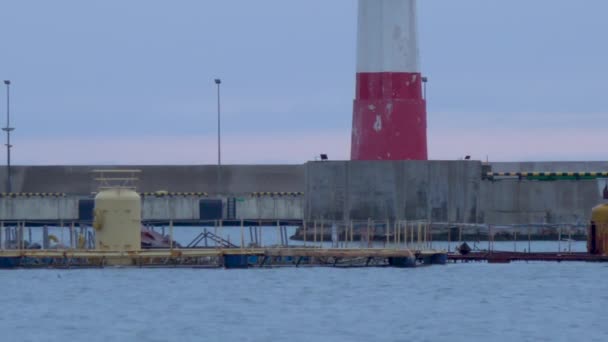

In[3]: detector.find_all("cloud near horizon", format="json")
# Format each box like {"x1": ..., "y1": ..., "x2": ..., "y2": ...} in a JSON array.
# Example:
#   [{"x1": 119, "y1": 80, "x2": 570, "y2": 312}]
[{"x1": 9, "y1": 111, "x2": 608, "y2": 165}]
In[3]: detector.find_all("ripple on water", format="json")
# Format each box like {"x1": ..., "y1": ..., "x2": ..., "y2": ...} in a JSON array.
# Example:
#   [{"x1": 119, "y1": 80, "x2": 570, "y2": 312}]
[{"x1": 0, "y1": 264, "x2": 607, "y2": 341}]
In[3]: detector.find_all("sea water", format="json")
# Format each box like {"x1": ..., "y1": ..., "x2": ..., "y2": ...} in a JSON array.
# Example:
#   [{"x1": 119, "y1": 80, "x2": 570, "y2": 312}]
[{"x1": 1, "y1": 262, "x2": 606, "y2": 342}]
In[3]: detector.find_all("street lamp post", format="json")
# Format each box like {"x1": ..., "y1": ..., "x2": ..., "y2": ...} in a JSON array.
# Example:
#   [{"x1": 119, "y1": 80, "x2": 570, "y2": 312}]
[
  {"x1": 2, "y1": 80, "x2": 13, "y2": 193},
  {"x1": 214, "y1": 78, "x2": 222, "y2": 195}
]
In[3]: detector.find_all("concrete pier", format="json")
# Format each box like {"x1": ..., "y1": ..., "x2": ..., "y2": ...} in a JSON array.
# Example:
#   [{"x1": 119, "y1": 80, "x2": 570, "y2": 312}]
[
  {"x1": 0, "y1": 247, "x2": 444, "y2": 269},
  {"x1": 0, "y1": 161, "x2": 605, "y2": 226}
]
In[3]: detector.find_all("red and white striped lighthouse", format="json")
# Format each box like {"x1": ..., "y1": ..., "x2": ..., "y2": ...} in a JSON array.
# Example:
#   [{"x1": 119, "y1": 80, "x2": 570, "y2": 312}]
[{"x1": 351, "y1": 0, "x2": 427, "y2": 160}]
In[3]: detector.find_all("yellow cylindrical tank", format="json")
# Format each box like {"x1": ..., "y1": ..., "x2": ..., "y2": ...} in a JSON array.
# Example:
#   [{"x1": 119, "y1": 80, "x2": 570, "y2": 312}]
[
  {"x1": 588, "y1": 203, "x2": 608, "y2": 255},
  {"x1": 93, "y1": 189, "x2": 141, "y2": 251}
]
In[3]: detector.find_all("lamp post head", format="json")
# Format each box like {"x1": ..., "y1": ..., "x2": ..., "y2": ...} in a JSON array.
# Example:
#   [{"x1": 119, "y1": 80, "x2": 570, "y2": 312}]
[
  {"x1": 214, "y1": 79, "x2": 221, "y2": 85},
  {"x1": 3, "y1": 80, "x2": 10, "y2": 85}
]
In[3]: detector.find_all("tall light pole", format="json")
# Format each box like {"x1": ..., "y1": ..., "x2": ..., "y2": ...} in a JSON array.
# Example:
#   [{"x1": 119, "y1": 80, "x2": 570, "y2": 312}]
[
  {"x1": 214, "y1": 78, "x2": 222, "y2": 195},
  {"x1": 2, "y1": 80, "x2": 13, "y2": 193}
]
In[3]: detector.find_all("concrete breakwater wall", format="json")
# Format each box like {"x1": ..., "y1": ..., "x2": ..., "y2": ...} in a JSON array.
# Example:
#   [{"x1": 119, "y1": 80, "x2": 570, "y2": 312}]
[
  {"x1": 0, "y1": 196, "x2": 304, "y2": 222},
  {"x1": 0, "y1": 161, "x2": 605, "y2": 225},
  {"x1": 0, "y1": 165, "x2": 304, "y2": 195},
  {"x1": 305, "y1": 161, "x2": 481, "y2": 222},
  {"x1": 305, "y1": 161, "x2": 601, "y2": 225}
]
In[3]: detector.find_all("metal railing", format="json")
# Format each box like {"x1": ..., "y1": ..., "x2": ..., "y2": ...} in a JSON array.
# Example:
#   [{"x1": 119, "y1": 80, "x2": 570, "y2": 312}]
[{"x1": 0, "y1": 219, "x2": 591, "y2": 254}]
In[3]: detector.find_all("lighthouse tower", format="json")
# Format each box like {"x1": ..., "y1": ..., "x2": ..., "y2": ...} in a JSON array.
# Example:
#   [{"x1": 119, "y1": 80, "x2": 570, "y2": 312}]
[{"x1": 351, "y1": 0, "x2": 427, "y2": 160}]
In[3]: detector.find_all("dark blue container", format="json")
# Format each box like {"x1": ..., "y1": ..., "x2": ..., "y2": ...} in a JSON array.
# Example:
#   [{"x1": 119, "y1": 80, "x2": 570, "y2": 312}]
[
  {"x1": 78, "y1": 199, "x2": 95, "y2": 220},
  {"x1": 199, "y1": 199, "x2": 223, "y2": 220},
  {"x1": 223, "y1": 255, "x2": 249, "y2": 269},
  {"x1": 430, "y1": 253, "x2": 448, "y2": 265},
  {"x1": 388, "y1": 256, "x2": 416, "y2": 268},
  {"x1": 0, "y1": 257, "x2": 21, "y2": 269}
]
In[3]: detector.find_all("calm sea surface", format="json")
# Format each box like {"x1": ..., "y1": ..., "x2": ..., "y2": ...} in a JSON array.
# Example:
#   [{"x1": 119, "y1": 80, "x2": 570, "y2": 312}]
[{"x1": 1, "y1": 262, "x2": 607, "y2": 342}]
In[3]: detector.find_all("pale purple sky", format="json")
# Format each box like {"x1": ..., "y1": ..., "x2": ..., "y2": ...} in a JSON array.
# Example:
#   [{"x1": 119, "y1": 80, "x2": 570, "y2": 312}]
[{"x1": 1, "y1": 0, "x2": 607, "y2": 164}]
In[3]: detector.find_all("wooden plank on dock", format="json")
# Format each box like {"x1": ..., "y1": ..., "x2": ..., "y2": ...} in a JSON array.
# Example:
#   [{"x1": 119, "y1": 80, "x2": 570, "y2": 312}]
[{"x1": 0, "y1": 247, "x2": 431, "y2": 260}]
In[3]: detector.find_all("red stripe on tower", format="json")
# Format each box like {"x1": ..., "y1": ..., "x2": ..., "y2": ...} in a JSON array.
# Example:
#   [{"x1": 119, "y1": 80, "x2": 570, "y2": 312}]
[{"x1": 351, "y1": 0, "x2": 428, "y2": 160}]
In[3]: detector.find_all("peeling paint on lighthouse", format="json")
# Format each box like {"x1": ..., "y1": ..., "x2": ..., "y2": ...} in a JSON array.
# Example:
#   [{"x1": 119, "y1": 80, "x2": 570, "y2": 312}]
[{"x1": 350, "y1": 0, "x2": 428, "y2": 161}]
